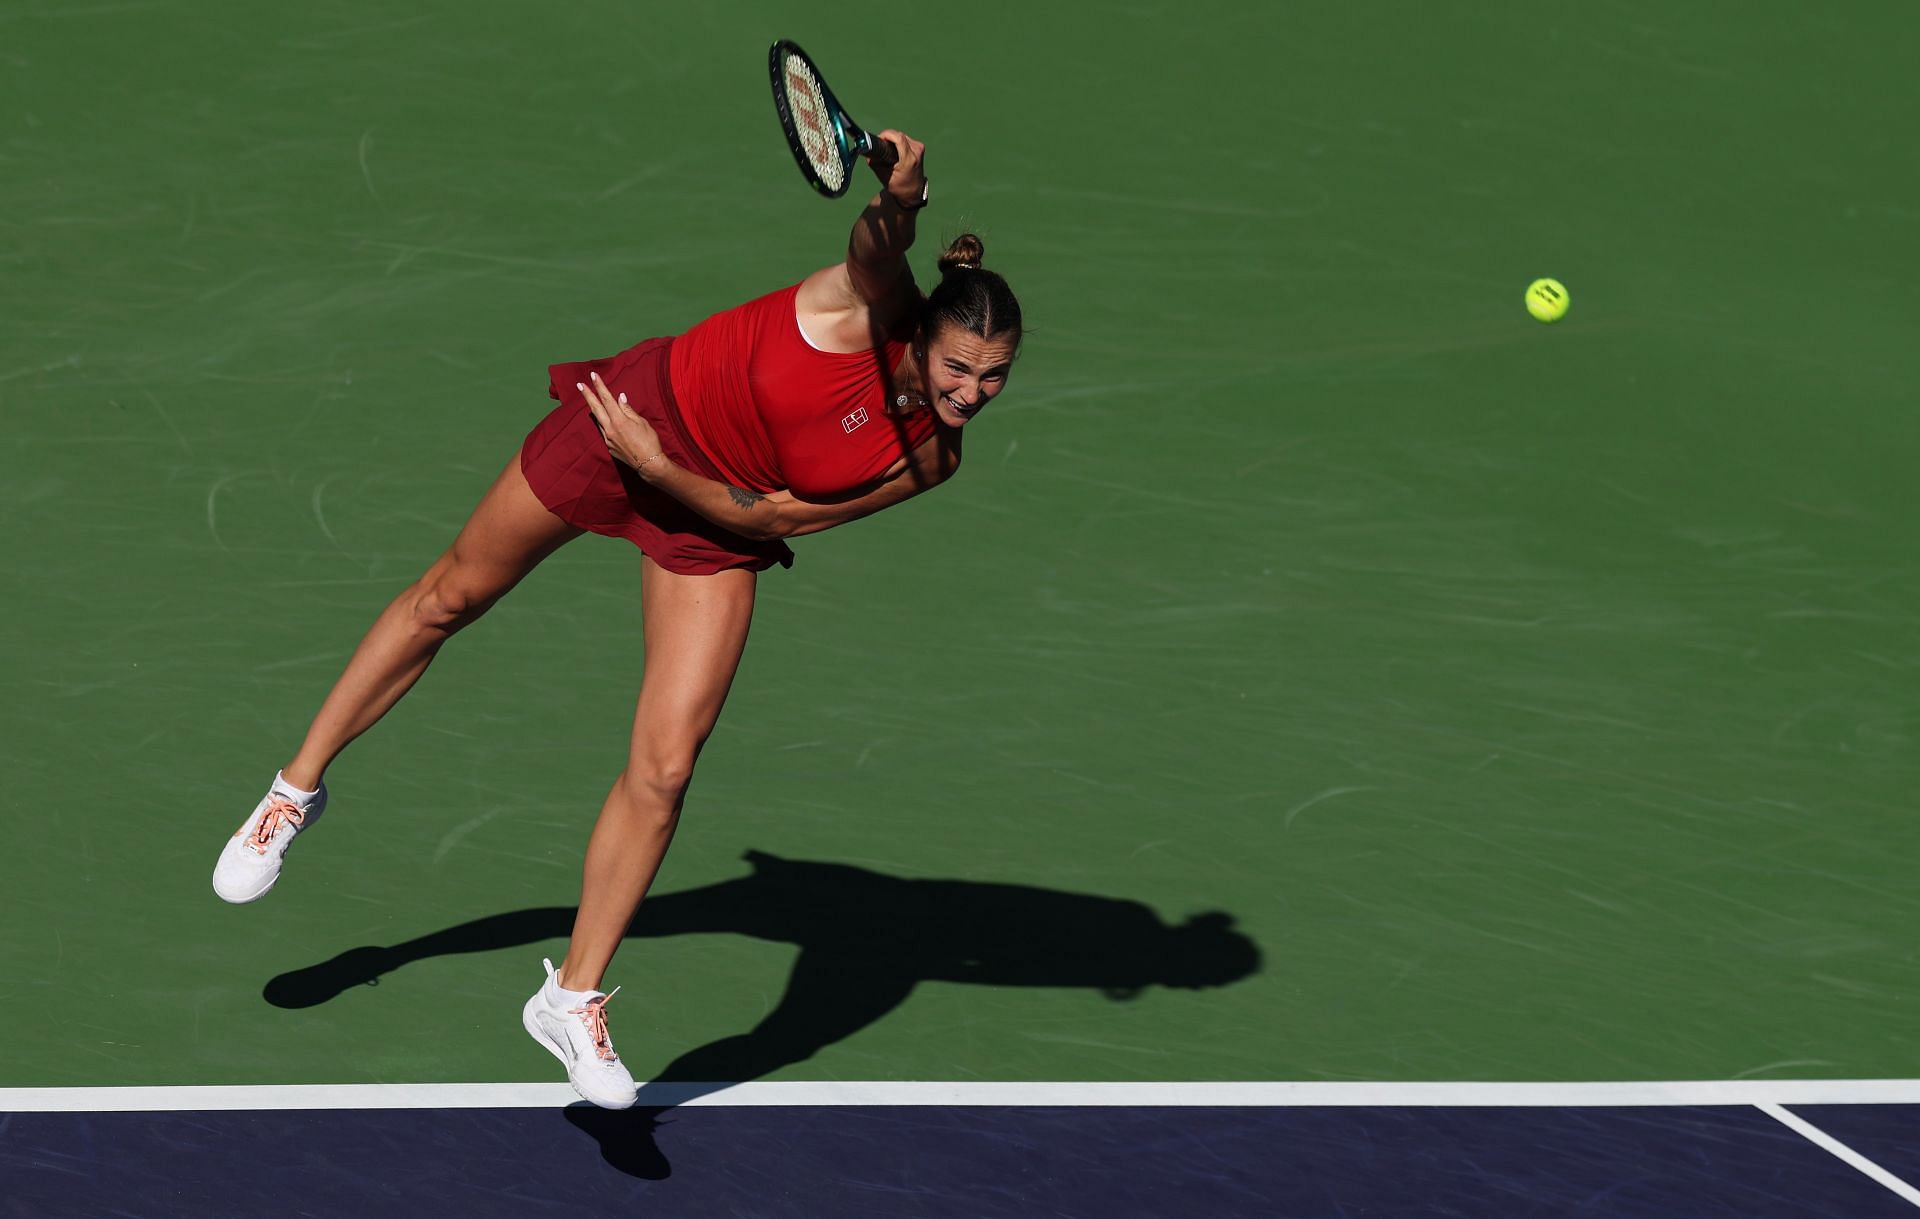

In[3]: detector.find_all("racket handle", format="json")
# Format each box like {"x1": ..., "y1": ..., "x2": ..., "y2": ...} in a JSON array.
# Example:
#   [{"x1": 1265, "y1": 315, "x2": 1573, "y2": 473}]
[{"x1": 858, "y1": 130, "x2": 897, "y2": 169}]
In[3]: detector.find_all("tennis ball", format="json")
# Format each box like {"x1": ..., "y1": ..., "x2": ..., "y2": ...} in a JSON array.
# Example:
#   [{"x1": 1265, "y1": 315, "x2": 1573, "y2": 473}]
[{"x1": 1525, "y1": 278, "x2": 1570, "y2": 323}]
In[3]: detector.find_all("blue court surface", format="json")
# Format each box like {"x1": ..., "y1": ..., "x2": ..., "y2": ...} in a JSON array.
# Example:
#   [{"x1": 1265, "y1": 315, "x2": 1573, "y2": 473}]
[{"x1": 7, "y1": 1082, "x2": 1920, "y2": 1216}]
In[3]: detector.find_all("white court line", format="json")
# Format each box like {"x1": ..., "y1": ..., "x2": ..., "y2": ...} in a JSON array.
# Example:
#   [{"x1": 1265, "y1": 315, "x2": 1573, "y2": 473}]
[
  {"x1": 1759, "y1": 1102, "x2": 1920, "y2": 1209},
  {"x1": 11, "y1": 1079, "x2": 1920, "y2": 1113}
]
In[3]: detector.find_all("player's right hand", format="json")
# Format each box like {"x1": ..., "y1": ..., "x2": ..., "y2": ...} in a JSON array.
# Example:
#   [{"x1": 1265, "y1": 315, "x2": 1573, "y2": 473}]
[{"x1": 868, "y1": 129, "x2": 926, "y2": 210}]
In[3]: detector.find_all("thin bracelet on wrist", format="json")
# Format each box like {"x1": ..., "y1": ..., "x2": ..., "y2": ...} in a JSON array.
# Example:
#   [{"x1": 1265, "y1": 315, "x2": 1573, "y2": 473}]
[{"x1": 636, "y1": 452, "x2": 669, "y2": 477}]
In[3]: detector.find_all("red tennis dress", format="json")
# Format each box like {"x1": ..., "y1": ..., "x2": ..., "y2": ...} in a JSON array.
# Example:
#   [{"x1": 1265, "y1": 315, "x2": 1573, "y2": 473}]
[{"x1": 521, "y1": 283, "x2": 938, "y2": 576}]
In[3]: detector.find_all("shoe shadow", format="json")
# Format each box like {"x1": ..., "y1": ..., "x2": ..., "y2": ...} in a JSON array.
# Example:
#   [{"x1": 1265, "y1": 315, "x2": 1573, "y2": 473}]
[
  {"x1": 561, "y1": 1105, "x2": 673, "y2": 1180},
  {"x1": 265, "y1": 849, "x2": 1263, "y2": 1179}
]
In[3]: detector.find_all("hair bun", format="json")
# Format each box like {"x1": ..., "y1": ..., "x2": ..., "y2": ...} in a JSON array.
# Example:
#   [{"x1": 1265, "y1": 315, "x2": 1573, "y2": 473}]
[
  {"x1": 920, "y1": 231, "x2": 1021, "y2": 349},
  {"x1": 937, "y1": 233, "x2": 986, "y2": 276}
]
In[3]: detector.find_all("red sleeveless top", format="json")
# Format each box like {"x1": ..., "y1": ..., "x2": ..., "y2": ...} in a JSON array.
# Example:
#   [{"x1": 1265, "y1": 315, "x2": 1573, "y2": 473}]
[{"x1": 668, "y1": 283, "x2": 937, "y2": 500}]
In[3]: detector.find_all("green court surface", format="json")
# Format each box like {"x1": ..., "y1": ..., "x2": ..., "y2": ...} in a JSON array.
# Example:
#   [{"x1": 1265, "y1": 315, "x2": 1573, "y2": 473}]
[{"x1": 3, "y1": 0, "x2": 1916, "y2": 1094}]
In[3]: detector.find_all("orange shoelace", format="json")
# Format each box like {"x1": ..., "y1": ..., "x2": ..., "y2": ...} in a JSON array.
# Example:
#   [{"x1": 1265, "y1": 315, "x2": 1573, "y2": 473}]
[
  {"x1": 246, "y1": 797, "x2": 306, "y2": 855},
  {"x1": 569, "y1": 987, "x2": 623, "y2": 1062}
]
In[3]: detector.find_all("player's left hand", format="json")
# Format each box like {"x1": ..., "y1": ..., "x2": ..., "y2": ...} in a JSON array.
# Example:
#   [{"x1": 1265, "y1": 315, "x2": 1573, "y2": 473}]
[{"x1": 580, "y1": 372, "x2": 669, "y2": 480}]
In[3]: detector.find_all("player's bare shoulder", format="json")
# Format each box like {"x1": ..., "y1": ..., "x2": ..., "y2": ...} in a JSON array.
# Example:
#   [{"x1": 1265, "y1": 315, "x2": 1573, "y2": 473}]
[{"x1": 795, "y1": 261, "x2": 919, "y2": 353}]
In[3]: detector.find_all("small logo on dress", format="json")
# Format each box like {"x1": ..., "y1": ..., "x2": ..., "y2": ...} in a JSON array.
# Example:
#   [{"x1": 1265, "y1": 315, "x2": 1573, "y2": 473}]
[{"x1": 841, "y1": 407, "x2": 869, "y2": 433}]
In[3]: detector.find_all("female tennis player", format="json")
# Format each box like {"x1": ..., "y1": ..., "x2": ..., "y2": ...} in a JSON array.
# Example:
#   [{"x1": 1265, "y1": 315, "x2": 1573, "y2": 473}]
[{"x1": 209, "y1": 130, "x2": 1022, "y2": 1108}]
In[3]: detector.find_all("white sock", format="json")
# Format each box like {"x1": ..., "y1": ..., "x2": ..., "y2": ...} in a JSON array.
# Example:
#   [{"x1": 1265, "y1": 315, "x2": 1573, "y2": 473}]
[
  {"x1": 546, "y1": 975, "x2": 598, "y2": 1007},
  {"x1": 271, "y1": 771, "x2": 320, "y2": 802}
]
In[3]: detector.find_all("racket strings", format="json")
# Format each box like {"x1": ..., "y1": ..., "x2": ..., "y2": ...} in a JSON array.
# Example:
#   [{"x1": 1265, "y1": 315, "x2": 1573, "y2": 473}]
[{"x1": 780, "y1": 56, "x2": 845, "y2": 193}]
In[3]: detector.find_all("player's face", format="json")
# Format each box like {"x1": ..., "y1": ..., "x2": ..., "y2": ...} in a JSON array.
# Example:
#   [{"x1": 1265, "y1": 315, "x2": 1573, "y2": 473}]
[{"x1": 923, "y1": 326, "x2": 1017, "y2": 428}]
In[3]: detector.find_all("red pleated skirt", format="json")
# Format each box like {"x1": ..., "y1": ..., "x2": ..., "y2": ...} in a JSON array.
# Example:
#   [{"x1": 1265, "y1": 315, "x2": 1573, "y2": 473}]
[{"x1": 521, "y1": 336, "x2": 794, "y2": 575}]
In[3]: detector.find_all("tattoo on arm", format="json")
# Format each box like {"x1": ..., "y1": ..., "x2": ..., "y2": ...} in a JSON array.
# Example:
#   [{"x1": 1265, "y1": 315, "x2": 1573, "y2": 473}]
[{"x1": 727, "y1": 485, "x2": 765, "y2": 510}]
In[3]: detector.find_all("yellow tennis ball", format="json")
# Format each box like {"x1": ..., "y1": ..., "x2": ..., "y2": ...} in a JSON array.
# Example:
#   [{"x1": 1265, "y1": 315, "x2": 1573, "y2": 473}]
[{"x1": 1526, "y1": 278, "x2": 1570, "y2": 323}]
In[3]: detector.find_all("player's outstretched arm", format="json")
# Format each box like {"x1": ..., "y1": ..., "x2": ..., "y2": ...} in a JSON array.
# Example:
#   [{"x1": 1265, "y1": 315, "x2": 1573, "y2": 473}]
[
  {"x1": 844, "y1": 129, "x2": 928, "y2": 303},
  {"x1": 578, "y1": 372, "x2": 960, "y2": 542},
  {"x1": 795, "y1": 131, "x2": 929, "y2": 351}
]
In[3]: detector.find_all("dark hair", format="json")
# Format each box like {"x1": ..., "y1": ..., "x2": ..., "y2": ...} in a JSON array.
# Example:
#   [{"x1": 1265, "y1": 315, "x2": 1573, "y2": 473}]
[{"x1": 923, "y1": 233, "x2": 1022, "y2": 349}]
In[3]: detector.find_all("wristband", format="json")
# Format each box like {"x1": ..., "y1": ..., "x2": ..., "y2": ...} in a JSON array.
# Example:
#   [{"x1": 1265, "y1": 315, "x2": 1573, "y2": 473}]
[{"x1": 894, "y1": 181, "x2": 930, "y2": 211}]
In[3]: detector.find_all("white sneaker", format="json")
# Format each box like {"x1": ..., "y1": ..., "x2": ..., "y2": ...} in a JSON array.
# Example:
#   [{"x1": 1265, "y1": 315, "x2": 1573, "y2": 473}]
[
  {"x1": 522, "y1": 957, "x2": 638, "y2": 1109},
  {"x1": 212, "y1": 775, "x2": 327, "y2": 904}
]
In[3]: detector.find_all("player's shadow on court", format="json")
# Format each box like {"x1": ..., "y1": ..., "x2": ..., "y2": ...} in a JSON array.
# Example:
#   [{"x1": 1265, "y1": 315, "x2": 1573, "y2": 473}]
[{"x1": 265, "y1": 849, "x2": 1262, "y2": 1179}]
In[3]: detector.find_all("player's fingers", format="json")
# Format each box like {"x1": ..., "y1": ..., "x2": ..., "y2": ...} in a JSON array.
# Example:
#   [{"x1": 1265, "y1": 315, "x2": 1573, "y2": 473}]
[
  {"x1": 578, "y1": 380, "x2": 609, "y2": 430},
  {"x1": 871, "y1": 128, "x2": 908, "y2": 164},
  {"x1": 592, "y1": 373, "x2": 635, "y2": 421}
]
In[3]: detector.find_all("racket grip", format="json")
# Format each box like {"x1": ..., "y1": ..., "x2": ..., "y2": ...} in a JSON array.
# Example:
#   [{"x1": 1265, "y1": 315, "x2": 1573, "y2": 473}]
[{"x1": 859, "y1": 130, "x2": 897, "y2": 168}]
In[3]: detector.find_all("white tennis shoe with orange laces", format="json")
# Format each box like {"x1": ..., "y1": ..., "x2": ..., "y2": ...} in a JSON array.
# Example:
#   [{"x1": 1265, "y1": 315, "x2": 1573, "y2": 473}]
[
  {"x1": 522, "y1": 957, "x2": 639, "y2": 1110},
  {"x1": 212, "y1": 776, "x2": 327, "y2": 904}
]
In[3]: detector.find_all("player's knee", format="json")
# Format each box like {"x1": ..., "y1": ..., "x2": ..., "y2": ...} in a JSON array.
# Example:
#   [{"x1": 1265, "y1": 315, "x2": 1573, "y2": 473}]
[
  {"x1": 624, "y1": 744, "x2": 700, "y2": 806},
  {"x1": 409, "y1": 563, "x2": 497, "y2": 633}
]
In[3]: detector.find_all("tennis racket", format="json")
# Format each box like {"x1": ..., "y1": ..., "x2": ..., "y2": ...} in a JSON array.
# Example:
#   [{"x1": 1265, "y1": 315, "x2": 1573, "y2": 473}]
[{"x1": 768, "y1": 40, "x2": 891, "y2": 198}]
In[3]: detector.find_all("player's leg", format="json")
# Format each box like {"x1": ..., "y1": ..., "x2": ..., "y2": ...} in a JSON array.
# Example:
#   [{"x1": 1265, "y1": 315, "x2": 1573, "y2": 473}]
[
  {"x1": 564, "y1": 558, "x2": 759, "y2": 990},
  {"x1": 214, "y1": 454, "x2": 581, "y2": 904},
  {"x1": 522, "y1": 557, "x2": 757, "y2": 1106},
  {"x1": 282, "y1": 453, "x2": 583, "y2": 788}
]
